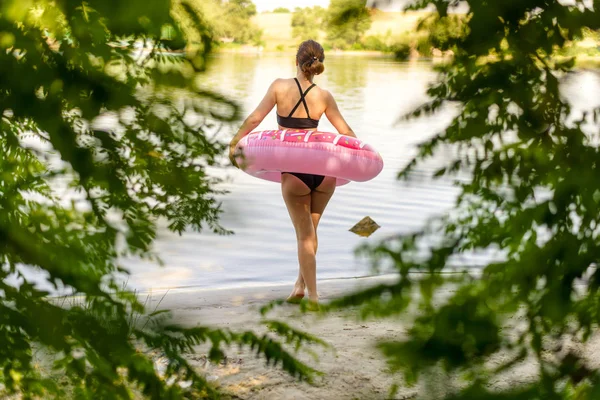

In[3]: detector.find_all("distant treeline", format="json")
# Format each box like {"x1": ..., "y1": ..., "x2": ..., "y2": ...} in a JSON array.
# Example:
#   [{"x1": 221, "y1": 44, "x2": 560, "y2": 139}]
[
  {"x1": 172, "y1": 0, "x2": 455, "y2": 57},
  {"x1": 174, "y1": 0, "x2": 600, "y2": 60}
]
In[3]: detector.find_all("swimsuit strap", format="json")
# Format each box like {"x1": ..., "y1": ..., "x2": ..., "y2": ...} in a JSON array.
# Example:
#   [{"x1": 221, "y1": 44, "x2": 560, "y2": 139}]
[{"x1": 287, "y1": 78, "x2": 316, "y2": 119}]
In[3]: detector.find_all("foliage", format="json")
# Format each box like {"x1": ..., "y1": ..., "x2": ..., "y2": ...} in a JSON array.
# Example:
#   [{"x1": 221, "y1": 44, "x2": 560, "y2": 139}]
[
  {"x1": 391, "y1": 41, "x2": 412, "y2": 60},
  {"x1": 325, "y1": 0, "x2": 372, "y2": 50},
  {"x1": 0, "y1": 0, "x2": 320, "y2": 398},
  {"x1": 359, "y1": 32, "x2": 411, "y2": 59},
  {"x1": 361, "y1": 33, "x2": 394, "y2": 52},
  {"x1": 416, "y1": 13, "x2": 469, "y2": 56},
  {"x1": 556, "y1": 27, "x2": 600, "y2": 59},
  {"x1": 221, "y1": 0, "x2": 257, "y2": 19},
  {"x1": 272, "y1": 7, "x2": 291, "y2": 14},
  {"x1": 292, "y1": 6, "x2": 326, "y2": 42},
  {"x1": 218, "y1": 0, "x2": 263, "y2": 45},
  {"x1": 328, "y1": 0, "x2": 600, "y2": 398},
  {"x1": 179, "y1": 0, "x2": 263, "y2": 45},
  {"x1": 356, "y1": 14, "x2": 466, "y2": 59}
]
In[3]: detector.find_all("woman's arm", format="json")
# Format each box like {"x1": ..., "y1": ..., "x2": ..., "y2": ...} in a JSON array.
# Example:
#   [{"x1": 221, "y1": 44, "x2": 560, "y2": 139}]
[
  {"x1": 229, "y1": 80, "x2": 279, "y2": 166},
  {"x1": 324, "y1": 90, "x2": 356, "y2": 138}
]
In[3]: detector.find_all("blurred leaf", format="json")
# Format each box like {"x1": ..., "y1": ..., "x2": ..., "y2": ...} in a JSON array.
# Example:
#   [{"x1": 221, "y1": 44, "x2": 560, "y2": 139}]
[
  {"x1": 0, "y1": 0, "x2": 317, "y2": 398},
  {"x1": 331, "y1": 0, "x2": 600, "y2": 398}
]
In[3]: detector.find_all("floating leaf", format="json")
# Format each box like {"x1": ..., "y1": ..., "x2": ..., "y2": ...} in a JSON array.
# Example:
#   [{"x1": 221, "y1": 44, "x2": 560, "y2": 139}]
[{"x1": 349, "y1": 216, "x2": 381, "y2": 237}]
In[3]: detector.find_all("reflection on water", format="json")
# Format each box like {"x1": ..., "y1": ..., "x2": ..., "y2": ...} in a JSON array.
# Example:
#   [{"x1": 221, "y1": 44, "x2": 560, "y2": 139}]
[
  {"x1": 324, "y1": 56, "x2": 368, "y2": 104},
  {"x1": 120, "y1": 54, "x2": 600, "y2": 292}
]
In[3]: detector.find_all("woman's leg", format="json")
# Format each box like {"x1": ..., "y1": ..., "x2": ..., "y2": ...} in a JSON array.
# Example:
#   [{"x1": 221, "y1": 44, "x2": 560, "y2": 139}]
[
  {"x1": 295, "y1": 177, "x2": 337, "y2": 290},
  {"x1": 282, "y1": 174, "x2": 318, "y2": 301},
  {"x1": 310, "y1": 177, "x2": 337, "y2": 253},
  {"x1": 282, "y1": 175, "x2": 336, "y2": 302}
]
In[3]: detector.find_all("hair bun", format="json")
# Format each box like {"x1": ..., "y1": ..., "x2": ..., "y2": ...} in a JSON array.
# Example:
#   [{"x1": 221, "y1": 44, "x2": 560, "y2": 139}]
[
  {"x1": 302, "y1": 58, "x2": 324, "y2": 76},
  {"x1": 297, "y1": 40, "x2": 325, "y2": 77}
]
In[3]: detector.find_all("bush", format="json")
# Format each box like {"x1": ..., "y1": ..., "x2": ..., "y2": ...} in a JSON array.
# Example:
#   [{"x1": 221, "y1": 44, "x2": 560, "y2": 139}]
[
  {"x1": 0, "y1": 0, "x2": 320, "y2": 398},
  {"x1": 324, "y1": 0, "x2": 372, "y2": 49},
  {"x1": 332, "y1": 1, "x2": 600, "y2": 399},
  {"x1": 416, "y1": 14, "x2": 469, "y2": 56},
  {"x1": 391, "y1": 42, "x2": 411, "y2": 60},
  {"x1": 179, "y1": 0, "x2": 263, "y2": 45},
  {"x1": 362, "y1": 35, "x2": 387, "y2": 51},
  {"x1": 350, "y1": 41, "x2": 365, "y2": 50}
]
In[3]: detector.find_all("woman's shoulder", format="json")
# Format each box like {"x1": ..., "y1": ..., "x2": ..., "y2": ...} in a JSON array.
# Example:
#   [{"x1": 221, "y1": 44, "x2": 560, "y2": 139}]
[
  {"x1": 318, "y1": 87, "x2": 333, "y2": 100},
  {"x1": 268, "y1": 78, "x2": 291, "y2": 93},
  {"x1": 271, "y1": 78, "x2": 292, "y2": 86}
]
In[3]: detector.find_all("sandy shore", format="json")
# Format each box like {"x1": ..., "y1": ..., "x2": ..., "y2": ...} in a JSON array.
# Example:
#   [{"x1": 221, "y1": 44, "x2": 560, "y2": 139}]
[
  {"x1": 147, "y1": 275, "x2": 419, "y2": 399},
  {"x1": 145, "y1": 275, "x2": 600, "y2": 400}
]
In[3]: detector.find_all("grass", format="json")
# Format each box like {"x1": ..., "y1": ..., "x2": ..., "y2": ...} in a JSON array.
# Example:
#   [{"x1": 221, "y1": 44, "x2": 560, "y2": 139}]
[
  {"x1": 54, "y1": 283, "x2": 172, "y2": 337},
  {"x1": 2, "y1": 287, "x2": 175, "y2": 399},
  {"x1": 253, "y1": 12, "x2": 295, "y2": 51}
]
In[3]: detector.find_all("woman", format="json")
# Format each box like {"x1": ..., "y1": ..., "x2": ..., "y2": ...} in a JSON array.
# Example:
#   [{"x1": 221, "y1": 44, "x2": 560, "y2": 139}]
[{"x1": 229, "y1": 40, "x2": 356, "y2": 307}]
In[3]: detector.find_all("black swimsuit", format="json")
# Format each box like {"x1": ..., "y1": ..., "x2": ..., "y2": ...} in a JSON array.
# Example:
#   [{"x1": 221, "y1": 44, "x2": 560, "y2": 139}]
[
  {"x1": 276, "y1": 78, "x2": 320, "y2": 130},
  {"x1": 278, "y1": 78, "x2": 325, "y2": 191}
]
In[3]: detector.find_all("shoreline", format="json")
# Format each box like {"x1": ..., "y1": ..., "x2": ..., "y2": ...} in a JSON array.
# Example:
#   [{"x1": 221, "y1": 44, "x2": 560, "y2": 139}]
[
  {"x1": 211, "y1": 48, "x2": 600, "y2": 68},
  {"x1": 111, "y1": 269, "x2": 483, "y2": 297},
  {"x1": 145, "y1": 273, "x2": 400, "y2": 310}
]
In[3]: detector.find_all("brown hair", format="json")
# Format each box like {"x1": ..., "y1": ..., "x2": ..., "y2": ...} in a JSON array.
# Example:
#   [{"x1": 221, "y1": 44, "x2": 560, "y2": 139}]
[{"x1": 296, "y1": 40, "x2": 325, "y2": 78}]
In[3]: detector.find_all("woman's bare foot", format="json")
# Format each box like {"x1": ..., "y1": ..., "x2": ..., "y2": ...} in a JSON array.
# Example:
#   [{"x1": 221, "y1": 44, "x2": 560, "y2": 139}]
[{"x1": 286, "y1": 282, "x2": 306, "y2": 303}]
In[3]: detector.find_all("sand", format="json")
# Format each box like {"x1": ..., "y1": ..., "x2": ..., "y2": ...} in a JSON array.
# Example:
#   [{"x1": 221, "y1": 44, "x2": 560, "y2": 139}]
[
  {"x1": 147, "y1": 275, "x2": 418, "y2": 399},
  {"x1": 145, "y1": 275, "x2": 600, "y2": 400}
]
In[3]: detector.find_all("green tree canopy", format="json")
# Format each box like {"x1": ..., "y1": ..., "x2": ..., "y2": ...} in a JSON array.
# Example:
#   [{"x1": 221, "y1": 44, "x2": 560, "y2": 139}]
[
  {"x1": 220, "y1": 0, "x2": 262, "y2": 44},
  {"x1": 272, "y1": 7, "x2": 291, "y2": 13},
  {"x1": 325, "y1": 0, "x2": 372, "y2": 49},
  {"x1": 180, "y1": 0, "x2": 263, "y2": 45},
  {"x1": 292, "y1": 6, "x2": 326, "y2": 42},
  {"x1": 415, "y1": 13, "x2": 468, "y2": 56},
  {"x1": 0, "y1": 0, "x2": 319, "y2": 397},
  {"x1": 323, "y1": 0, "x2": 600, "y2": 398},
  {"x1": 225, "y1": 0, "x2": 258, "y2": 19}
]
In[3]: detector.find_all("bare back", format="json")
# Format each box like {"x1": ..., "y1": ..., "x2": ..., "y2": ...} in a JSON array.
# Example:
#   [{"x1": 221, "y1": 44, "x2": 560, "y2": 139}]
[
  {"x1": 271, "y1": 78, "x2": 354, "y2": 136},
  {"x1": 275, "y1": 78, "x2": 327, "y2": 121},
  {"x1": 229, "y1": 77, "x2": 356, "y2": 140}
]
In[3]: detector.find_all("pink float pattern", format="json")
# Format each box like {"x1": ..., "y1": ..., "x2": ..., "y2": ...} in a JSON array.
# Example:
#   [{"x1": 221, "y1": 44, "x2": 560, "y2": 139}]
[{"x1": 235, "y1": 129, "x2": 384, "y2": 186}]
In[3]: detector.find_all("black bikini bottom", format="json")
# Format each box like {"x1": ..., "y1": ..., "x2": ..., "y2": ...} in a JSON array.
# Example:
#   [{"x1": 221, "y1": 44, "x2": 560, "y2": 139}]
[{"x1": 282, "y1": 172, "x2": 325, "y2": 191}]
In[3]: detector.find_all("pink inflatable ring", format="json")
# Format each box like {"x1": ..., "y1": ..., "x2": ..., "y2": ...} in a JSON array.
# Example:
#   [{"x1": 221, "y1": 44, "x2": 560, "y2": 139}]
[{"x1": 235, "y1": 129, "x2": 384, "y2": 186}]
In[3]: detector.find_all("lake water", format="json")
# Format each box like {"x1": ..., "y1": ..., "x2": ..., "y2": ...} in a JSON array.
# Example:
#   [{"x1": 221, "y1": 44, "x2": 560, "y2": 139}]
[
  {"x1": 121, "y1": 54, "x2": 600, "y2": 292},
  {"x1": 118, "y1": 53, "x2": 474, "y2": 292},
  {"x1": 37, "y1": 53, "x2": 586, "y2": 293},
  {"x1": 8, "y1": 53, "x2": 599, "y2": 295}
]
